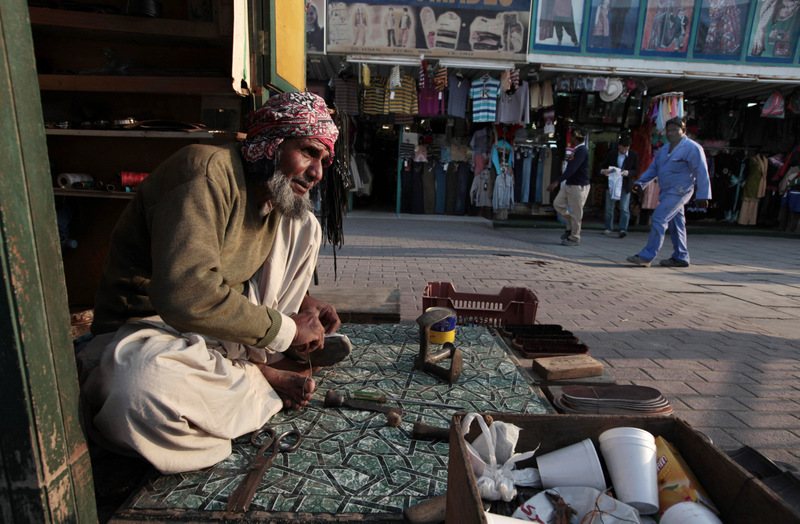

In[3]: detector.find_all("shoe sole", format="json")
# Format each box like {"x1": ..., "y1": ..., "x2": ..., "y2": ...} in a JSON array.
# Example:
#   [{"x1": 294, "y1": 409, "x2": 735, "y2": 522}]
[{"x1": 284, "y1": 334, "x2": 352, "y2": 367}]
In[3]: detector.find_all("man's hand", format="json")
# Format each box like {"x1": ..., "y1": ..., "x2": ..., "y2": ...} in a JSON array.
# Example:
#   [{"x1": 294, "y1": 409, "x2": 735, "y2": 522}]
[
  {"x1": 546, "y1": 181, "x2": 558, "y2": 192},
  {"x1": 632, "y1": 184, "x2": 643, "y2": 194},
  {"x1": 621, "y1": 170, "x2": 628, "y2": 177},
  {"x1": 695, "y1": 199, "x2": 709, "y2": 209},
  {"x1": 289, "y1": 310, "x2": 325, "y2": 354},
  {"x1": 300, "y1": 294, "x2": 341, "y2": 334}
]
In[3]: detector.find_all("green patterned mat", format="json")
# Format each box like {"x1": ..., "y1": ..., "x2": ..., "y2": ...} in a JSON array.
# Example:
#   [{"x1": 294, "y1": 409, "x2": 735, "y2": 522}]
[{"x1": 120, "y1": 323, "x2": 552, "y2": 517}]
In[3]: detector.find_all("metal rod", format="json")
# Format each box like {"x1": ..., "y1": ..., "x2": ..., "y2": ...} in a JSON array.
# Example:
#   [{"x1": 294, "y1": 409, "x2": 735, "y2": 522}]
[{"x1": 388, "y1": 397, "x2": 465, "y2": 410}]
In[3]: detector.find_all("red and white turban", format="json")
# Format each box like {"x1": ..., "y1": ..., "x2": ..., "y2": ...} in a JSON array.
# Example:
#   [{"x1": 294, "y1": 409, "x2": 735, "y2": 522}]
[{"x1": 242, "y1": 91, "x2": 339, "y2": 167}]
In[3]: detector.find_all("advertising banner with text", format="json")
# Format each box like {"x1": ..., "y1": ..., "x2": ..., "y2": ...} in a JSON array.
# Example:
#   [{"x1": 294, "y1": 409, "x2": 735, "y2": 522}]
[{"x1": 326, "y1": 0, "x2": 532, "y2": 60}]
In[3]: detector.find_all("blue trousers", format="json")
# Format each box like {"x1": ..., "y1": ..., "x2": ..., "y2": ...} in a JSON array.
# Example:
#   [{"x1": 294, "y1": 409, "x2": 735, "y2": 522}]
[
  {"x1": 605, "y1": 190, "x2": 631, "y2": 232},
  {"x1": 638, "y1": 187, "x2": 694, "y2": 263}
]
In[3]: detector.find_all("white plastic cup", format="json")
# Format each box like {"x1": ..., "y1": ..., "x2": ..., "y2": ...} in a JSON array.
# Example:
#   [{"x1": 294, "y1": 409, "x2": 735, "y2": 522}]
[
  {"x1": 536, "y1": 438, "x2": 606, "y2": 491},
  {"x1": 660, "y1": 502, "x2": 723, "y2": 524},
  {"x1": 598, "y1": 427, "x2": 659, "y2": 515}
]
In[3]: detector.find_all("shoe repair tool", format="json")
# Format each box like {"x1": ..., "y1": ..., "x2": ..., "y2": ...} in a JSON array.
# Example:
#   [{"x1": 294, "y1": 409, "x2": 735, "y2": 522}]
[
  {"x1": 226, "y1": 427, "x2": 302, "y2": 515},
  {"x1": 412, "y1": 421, "x2": 450, "y2": 441},
  {"x1": 414, "y1": 309, "x2": 462, "y2": 384},
  {"x1": 403, "y1": 493, "x2": 447, "y2": 524},
  {"x1": 324, "y1": 390, "x2": 402, "y2": 416},
  {"x1": 354, "y1": 390, "x2": 465, "y2": 410}
]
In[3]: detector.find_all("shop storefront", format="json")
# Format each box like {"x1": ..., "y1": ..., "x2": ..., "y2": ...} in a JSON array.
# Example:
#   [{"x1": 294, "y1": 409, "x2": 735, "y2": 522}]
[{"x1": 305, "y1": 0, "x2": 800, "y2": 230}]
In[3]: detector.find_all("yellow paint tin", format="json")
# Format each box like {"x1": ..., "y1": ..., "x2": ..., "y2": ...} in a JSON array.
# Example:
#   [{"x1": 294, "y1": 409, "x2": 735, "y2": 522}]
[{"x1": 426, "y1": 307, "x2": 457, "y2": 344}]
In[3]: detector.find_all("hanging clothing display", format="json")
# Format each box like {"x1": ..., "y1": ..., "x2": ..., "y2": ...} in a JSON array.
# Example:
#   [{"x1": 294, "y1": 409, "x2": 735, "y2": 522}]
[
  {"x1": 469, "y1": 75, "x2": 501, "y2": 122},
  {"x1": 470, "y1": 168, "x2": 493, "y2": 207},
  {"x1": 448, "y1": 73, "x2": 470, "y2": 118},
  {"x1": 738, "y1": 153, "x2": 768, "y2": 225},
  {"x1": 648, "y1": 92, "x2": 684, "y2": 132},
  {"x1": 331, "y1": 77, "x2": 360, "y2": 114},
  {"x1": 496, "y1": 80, "x2": 530, "y2": 124},
  {"x1": 384, "y1": 73, "x2": 419, "y2": 115}
]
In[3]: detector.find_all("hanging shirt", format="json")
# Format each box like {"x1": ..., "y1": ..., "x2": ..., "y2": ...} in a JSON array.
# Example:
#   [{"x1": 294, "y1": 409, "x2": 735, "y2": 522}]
[
  {"x1": 470, "y1": 168, "x2": 493, "y2": 207},
  {"x1": 469, "y1": 76, "x2": 501, "y2": 122},
  {"x1": 495, "y1": 80, "x2": 530, "y2": 124},
  {"x1": 493, "y1": 165, "x2": 514, "y2": 211},
  {"x1": 384, "y1": 73, "x2": 419, "y2": 114},
  {"x1": 491, "y1": 140, "x2": 514, "y2": 174},
  {"x1": 418, "y1": 85, "x2": 444, "y2": 116},
  {"x1": 448, "y1": 74, "x2": 470, "y2": 119},
  {"x1": 332, "y1": 77, "x2": 359, "y2": 115},
  {"x1": 361, "y1": 76, "x2": 387, "y2": 115}
]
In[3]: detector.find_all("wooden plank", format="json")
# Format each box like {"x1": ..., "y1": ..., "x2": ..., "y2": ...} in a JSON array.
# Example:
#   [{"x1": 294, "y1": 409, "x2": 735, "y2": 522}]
[
  {"x1": 1, "y1": 1, "x2": 96, "y2": 521},
  {"x1": 308, "y1": 286, "x2": 401, "y2": 324},
  {"x1": 38, "y1": 74, "x2": 234, "y2": 95},
  {"x1": 531, "y1": 354, "x2": 604, "y2": 380},
  {"x1": 29, "y1": 7, "x2": 225, "y2": 41}
]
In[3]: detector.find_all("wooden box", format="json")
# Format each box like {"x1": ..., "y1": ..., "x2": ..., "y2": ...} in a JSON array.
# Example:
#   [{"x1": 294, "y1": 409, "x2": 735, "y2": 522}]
[{"x1": 446, "y1": 413, "x2": 800, "y2": 523}]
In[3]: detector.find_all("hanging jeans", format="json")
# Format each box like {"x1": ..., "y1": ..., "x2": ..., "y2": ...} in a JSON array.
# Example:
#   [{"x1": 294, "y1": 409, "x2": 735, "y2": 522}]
[
  {"x1": 637, "y1": 186, "x2": 694, "y2": 263},
  {"x1": 456, "y1": 162, "x2": 471, "y2": 215},
  {"x1": 435, "y1": 162, "x2": 447, "y2": 214},
  {"x1": 605, "y1": 190, "x2": 631, "y2": 232}
]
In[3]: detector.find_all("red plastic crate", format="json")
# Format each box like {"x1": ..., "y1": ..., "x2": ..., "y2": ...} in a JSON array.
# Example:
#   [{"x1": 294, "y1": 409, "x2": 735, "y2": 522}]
[{"x1": 422, "y1": 282, "x2": 538, "y2": 328}]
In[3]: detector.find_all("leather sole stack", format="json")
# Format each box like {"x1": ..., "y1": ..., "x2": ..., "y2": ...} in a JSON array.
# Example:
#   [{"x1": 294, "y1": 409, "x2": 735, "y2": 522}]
[{"x1": 551, "y1": 385, "x2": 674, "y2": 416}]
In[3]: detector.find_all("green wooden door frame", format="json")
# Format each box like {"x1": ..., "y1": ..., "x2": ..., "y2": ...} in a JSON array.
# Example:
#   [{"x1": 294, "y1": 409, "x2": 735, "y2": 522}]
[{"x1": 0, "y1": 1, "x2": 97, "y2": 522}]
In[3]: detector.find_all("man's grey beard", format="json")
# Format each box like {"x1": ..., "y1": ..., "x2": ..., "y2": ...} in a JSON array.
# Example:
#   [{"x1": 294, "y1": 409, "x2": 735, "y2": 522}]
[{"x1": 266, "y1": 168, "x2": 314, "y2": 220}]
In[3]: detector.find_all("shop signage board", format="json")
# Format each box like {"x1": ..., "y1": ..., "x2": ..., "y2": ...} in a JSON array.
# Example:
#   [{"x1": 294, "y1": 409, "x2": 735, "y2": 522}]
[
  {"x1": 529, "y1": 0, "x2": 800, "y2": 67},
  {"x1": 324, "y1": 0, "x2": 532, "y2": 60},
  {"x1": 639, "y1": 0, "x2": 695, "y2": 57},
  {"x1": 693, "y1": 0, "x2": 752, "y2": 60},
  {"x1": 746, "y1": 0, "x2": 800, "y2": 63},
  {"x1": 586, "y1": 0, "x2": 643, "y2": 54}
]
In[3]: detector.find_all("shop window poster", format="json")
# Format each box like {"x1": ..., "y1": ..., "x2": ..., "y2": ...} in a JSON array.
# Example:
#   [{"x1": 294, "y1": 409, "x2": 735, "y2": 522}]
[
  {"x1": 534, "y1": 0, "x2": 586, "y2": 50},
  {"x1": 693, "y1": 0, "x2": 751, "y2": 60},
  {"x1": 640, "y1": 0, "x2": 695, "y2": 56},
  {"x1": 746, "y1": 0, "x2": 800, "y2": 62},
  {"x1": 587, "y1": 0, "x2": 642, "y2": 53},
  {"x1": 326, "y1": 1, "x2": 531, "y2": 60},
  {"x1": 306, "y1": 0, "x2": 326, "y2": 54}
]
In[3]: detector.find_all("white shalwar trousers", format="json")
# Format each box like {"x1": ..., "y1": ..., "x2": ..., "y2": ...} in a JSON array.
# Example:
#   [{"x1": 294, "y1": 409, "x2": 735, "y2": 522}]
[{"x1": 79, "y1": 211, "x2": 320, "y2": 474}]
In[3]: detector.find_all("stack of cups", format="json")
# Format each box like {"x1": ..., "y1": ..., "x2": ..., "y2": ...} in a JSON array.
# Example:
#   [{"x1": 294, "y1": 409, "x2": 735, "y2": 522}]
[
  {"x1": 598, "y1": 427, "x2": 659, "y2": 515},
  {"x1": 536, "y1": 438, "x2": 606, "y2": 491}
]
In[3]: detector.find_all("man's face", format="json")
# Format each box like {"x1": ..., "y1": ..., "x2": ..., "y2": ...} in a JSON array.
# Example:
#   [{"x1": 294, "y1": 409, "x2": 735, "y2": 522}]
[
  {"x1": 277, "y1": 137, "x2": 330, "y2": 198},
  {"x1": 665, "y1": 123, "x2": 685, "y2": 144},
  {"x1": 618, "y1": 145, "x2": 630, "y2": 155},
  {"x1": 266, "y1": 137, "x2": 330, "y2": 219}
]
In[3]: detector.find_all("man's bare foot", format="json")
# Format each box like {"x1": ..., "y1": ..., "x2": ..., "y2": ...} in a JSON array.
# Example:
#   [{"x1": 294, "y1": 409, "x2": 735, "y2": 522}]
[{"x1": 257, "y1": 362, "x2": 315, "y2": 410}]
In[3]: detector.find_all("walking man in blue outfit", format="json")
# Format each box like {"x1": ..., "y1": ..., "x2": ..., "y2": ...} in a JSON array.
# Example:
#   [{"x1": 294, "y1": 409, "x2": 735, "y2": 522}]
[
  {"x1": 627, "y1": 117, "x2": 711, "y2": 268},
  {"x1": 547, "y1": 128, "x2": 590, "y2": 246}
]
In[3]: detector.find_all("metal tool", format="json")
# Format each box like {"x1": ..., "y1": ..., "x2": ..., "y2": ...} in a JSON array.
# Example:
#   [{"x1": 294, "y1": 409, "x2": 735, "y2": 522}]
[
  {"x1": 414, "y1": 309, "x2": 463, "y2": 384},
  {"x1": 412, "y1": 421, "x2": 450, "y2": 441},
  {"x1": 324, "y1": 389, "x2": 402, "y2": 416},
  {"x1": 353, "y1": 390, "x2": 465, "y2": 410},
  {"x1": 226, "y1": 427, "x2": 302, "y2": 515}
]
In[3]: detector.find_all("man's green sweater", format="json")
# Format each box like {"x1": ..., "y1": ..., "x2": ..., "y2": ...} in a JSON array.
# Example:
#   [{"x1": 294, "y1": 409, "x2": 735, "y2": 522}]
[{"x1": 92, "y1": 143, "x2": 284, "y2": 348}]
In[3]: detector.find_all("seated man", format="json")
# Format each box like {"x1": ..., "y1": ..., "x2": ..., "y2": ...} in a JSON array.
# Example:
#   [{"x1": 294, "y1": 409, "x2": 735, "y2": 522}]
[{"x1": 79, "y1": 92, "x2": 345, "y2": 474}]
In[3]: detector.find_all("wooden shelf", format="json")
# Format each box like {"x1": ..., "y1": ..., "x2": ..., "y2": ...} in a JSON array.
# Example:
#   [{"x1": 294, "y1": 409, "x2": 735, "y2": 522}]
[
  {"x1": 53, "y1": 188, "x2": 134, "y2": 200},
  {"x1": 38, "y1": 74, "x2": 235, "y2": 95},
  {"x1": 29, "y1": 7, "x2": 228, "y2": 44},
  {"x1": 45, "y1": 129, "x2": 235, "y2": 139}
]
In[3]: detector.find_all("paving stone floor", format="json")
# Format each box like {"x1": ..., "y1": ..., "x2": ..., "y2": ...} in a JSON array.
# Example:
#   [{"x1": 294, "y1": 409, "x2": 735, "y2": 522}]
[{"x1": 315, "y1": 211, "x2": 800, "y2": 471}]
